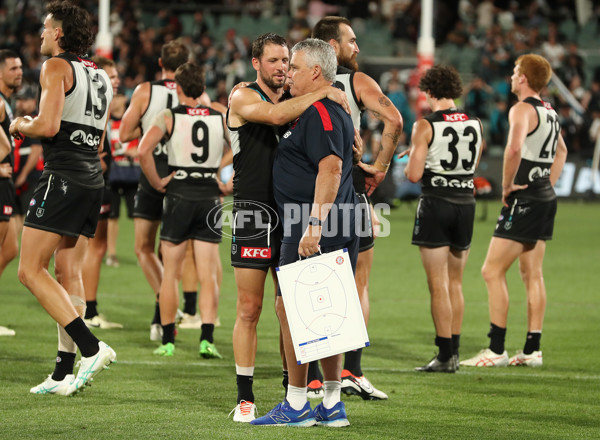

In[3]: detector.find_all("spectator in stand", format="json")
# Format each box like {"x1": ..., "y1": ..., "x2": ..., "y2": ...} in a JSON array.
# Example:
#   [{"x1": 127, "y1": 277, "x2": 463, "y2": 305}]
[
  {"x1": 559, "y1": 42, "x2": 586, "y2": 87},
  {"x1": 287, "y1": 5, "x2": 312, "y2": 46},
  {"x1": 541, "y1": 22, "x2": 565, "y2": 71},
  {"x1": 464, "y1": 76, "x2": 494, "y2": 120},
  {"x1": 191, "y1": 11, "x2": 210, "y2": 40},
  {"x1": 489, "y1": 95, "x2": 509, "y2": 146}
]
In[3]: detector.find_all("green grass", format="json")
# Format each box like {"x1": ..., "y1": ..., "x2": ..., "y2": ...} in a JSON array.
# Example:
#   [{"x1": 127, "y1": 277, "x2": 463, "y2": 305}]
[{"x1": 1, "y1": 199, "x2": 599, "y2": 439}]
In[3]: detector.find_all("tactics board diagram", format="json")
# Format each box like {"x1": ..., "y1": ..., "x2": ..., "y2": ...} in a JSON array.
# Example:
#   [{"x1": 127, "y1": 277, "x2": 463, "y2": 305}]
[{"x1": 277, "y1": 249, "x2": 369, "y2": 364}]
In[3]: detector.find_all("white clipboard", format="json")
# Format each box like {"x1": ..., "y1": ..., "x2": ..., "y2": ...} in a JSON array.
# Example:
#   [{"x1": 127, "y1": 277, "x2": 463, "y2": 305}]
[{"x1": 276, "y1": 248, "x2": 369, "y2": 365}]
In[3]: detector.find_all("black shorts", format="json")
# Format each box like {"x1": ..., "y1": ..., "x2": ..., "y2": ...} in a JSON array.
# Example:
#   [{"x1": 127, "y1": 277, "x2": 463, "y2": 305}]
[
  {"x1": 160, "y1": 194, "x2": 222, "y2": 244},
  {"x1": 356, "y1": 193, "x2": 374, "y2": 252},
  {"x1": 230, "y1": 203, "x2": 282, "y2": 270},
  {"x1": 109, "y1": 181, "x2": 137, "y2": 219},
  {"x1": 493, "y1": 196, "x2": 557, "y2": 243},
  {"x1": 411, "y1": 195, "x2": 475, "y2": 250},
  {"x1": 0, "y1": 179, "x2": 15, "y2": 222},
  {"x1": 24, "y1": 173, "x2": 102, "y2": 238},
  {"x1": 276, "y1": 235, "x2": 359, "y2": 296},
  {"x1": 133, "y1": 184, "x2": 164, "y2": 221},
  {"x1": 98, "y1": 184, "x2": 112, "y2": 220}
]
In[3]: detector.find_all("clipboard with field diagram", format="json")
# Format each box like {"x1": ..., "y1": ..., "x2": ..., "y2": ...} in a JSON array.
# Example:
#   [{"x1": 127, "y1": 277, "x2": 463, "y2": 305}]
[{"x1": 276, "y1": 248, "x2": 370, "y2": 365}]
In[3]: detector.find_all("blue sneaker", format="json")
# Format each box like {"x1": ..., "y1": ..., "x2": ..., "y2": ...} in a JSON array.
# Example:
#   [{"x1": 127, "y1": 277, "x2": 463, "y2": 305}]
[
  {"x1": 250, "y1": 400, "x2": 316, "y2": 427},
  {"x1": 313, "y1": 401, "x2": 350, "y2": 427}
]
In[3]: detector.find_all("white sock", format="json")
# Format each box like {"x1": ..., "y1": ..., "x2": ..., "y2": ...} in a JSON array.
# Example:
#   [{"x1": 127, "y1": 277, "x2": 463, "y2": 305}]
[
  {"x1": 235, "y1": 365, "x2": 255, "y2": 377},
  {"x1": 322, "y1": 381, "x2": 341, "y2": 409},
  {"x1": 286, "y1": 385, "x2": 307, "y2": 410}
]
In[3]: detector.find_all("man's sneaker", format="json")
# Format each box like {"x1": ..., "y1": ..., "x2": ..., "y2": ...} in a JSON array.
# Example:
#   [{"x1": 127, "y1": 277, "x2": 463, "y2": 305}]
[
  {"x1": 84, "y1": 314, "x2": 124, "y2": 329},
  {"x1": 65, "y1": 341, "x2": 116, "y2": 395},
  {"x1": 199, "y1": 340, "x2": 223, "y2": 359},
  {"x1": 415, "y1": 356, "x2": 456, "y2": 373},
  {"x1": 307, "y1": 379, "x2": 323, "y2": 399},
  {"x1": 509, "y1": 350, "x2": 543, "y2": 367},
  {"x1": 153, "y1": 342, "x2": 175, "y2": 356},
  {"x1": 30, "y1": 374, "x2": 75, "y2": 395},
  {"x1": 313, "y1": 401, "x2": 350, "y2": 427},
  {"x1": 229, "y1": 400, "x2": 258, "y2": 422},
  {"x1": 175, "y1": 309, "x2": 184, "y2": 324},
  {"x1": 0, "y1": 325, "x2": 15, "y2": 336},
  {"x1": 150, "y1": 323, "x2": 162, "y2": 341},
  {"x1": 178, "y1": 313, "x2": 202, "y2": 329},
  {"x1": 105, "y1": 255, "x2": 119, "y2": 267},
  {"x1": 460, "y1": 348, "x2": 509, "y2": 367},
  {"x1": 250, "y1": 400, "x2": 316, "y2": 427},
  {"x1": 341, "y1": 370, "x2": 388, "y2": 400}
]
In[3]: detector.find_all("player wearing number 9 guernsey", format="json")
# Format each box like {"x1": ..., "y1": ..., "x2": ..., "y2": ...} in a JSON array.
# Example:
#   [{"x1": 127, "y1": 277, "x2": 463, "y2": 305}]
[
  {"x1": 404, "y1": 65, "x2": 483, "y2": 373},
  {"x1": 138, "y1": 62, "x2": 229, "y2": 358},
  {"x1": 461, "y1": 54, "x2": 567, "y2": 368},
  {"x1": 9, "y1": 1, "x2": 115, "y2": 396}
]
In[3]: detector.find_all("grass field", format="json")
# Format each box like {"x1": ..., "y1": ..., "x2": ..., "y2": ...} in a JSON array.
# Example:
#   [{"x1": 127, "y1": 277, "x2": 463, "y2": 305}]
[{"x1": 1, "y1": 199, "x2": 599, "y2": 439}]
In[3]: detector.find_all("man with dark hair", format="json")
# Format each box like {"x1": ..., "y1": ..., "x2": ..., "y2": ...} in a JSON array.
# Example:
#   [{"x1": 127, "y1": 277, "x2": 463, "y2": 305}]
[
  {"x1": 138, "y1": 62, "x2": 229, "y2": 358},
  {"x1": 9, "y1": 0, "x2": 115, "y2": 395},
  {"x1": 82, "y1": 55, "x2": 123, "y2": 329},
  {"x1": 0, "y1": 49, "x2": 20, "y2": 336},
  {"x1": 404, "y1": 65, "x2": 483, "y2": 372},
  {"x1": 251, "y1": 38, "x2": 357, "y2": 428},
  {"x1": 227, "y1": 32, "x2": 350, "y2": 422},
  {"x1": 461, "y1": 54, "x2": 568, "y2": 368},
  {"x1": 120, "y1": 39, "x2": 211, "y2": 341},
  {"x1": 312, "y1": 15, "x2": 403, "y2": 400}
]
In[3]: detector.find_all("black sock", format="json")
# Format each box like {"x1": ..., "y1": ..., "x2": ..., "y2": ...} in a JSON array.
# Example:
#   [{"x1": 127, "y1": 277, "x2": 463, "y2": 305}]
[
  {"x1": 51, "y1": 351, "x2": 76, "y2": 381},
  {"x1": 452, "y1": 334, "x2": 461, "y2": 356},
  {"x1": 152, "y1": 299, "x2": 161, "y2": 325},
  {"x1": 161, "y1": 323, "x2": 175, "y2": 345},
  {"x1": 183, "y1": 291, "x2": 197, "y2": 315},
  {"x1": 487, "y1": 323, "x2": 507, "y2": 355},
  {"x1": 307, "y1": 360, "x2": 323, "y2": 384},
  {"x1": 200, "y1": 323, "x2": 214, "y2": 343},
  {"x1": 237, "y1": 374, "x2": 254, "y2": 403},
  {"x1": 343, "y1": 348, "x2": 363, "y2": 376},
  {"x1": 64, "y1": 318, "x2": 100, "y2": 357},
  {"x1": 523, "y1": 331, "x2": 541, "y2": 354},
  {"x1": 84, "y1": 300, "x2": 98, "y2": 319},
  {"x1": 282, "y1": 370, "x2": 289, "y2": 394},
  {"x1": 435, "y1": 336, "x2": 452, "y2": 362}
]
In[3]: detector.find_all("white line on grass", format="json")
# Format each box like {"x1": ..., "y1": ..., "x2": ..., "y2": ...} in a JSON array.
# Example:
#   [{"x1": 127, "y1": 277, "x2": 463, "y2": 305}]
[{"x1": 114, "y1": 360, "x2": 600, "y2": 381}]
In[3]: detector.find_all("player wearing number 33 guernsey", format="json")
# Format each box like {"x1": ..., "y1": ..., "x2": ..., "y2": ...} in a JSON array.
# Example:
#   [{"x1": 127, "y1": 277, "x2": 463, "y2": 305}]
[
  {"x1": 138, "y1": 61, "x2": 230, "y2": 358},
  {"x1": 404, "y1": 65, "x2": 483, "y2": 373},
  {"x1": 461, "y1": 54, "x2": 567, "y2": 369}
]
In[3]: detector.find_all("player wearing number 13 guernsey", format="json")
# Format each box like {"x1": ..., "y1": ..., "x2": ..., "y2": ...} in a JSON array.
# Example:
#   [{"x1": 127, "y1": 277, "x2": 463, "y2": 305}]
[
  {"x1": 405, "y1": 65, "x2": 483, "y2": 373},
  {"x1": 10, "y1": 1, "x2": 115, "y2": 396},
  {"x1": 461, "y1": 54, "x2": 568, "y2": 369}
]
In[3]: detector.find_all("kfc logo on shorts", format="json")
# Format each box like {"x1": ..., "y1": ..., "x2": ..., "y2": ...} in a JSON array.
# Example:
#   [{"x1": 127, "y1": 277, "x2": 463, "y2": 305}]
[
  {"x1": 3, "y1": 205, "x2": 12, "y2": 216},
  {"x1": 241, "y1": 247, "x2": 271, "y2": 259}
]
